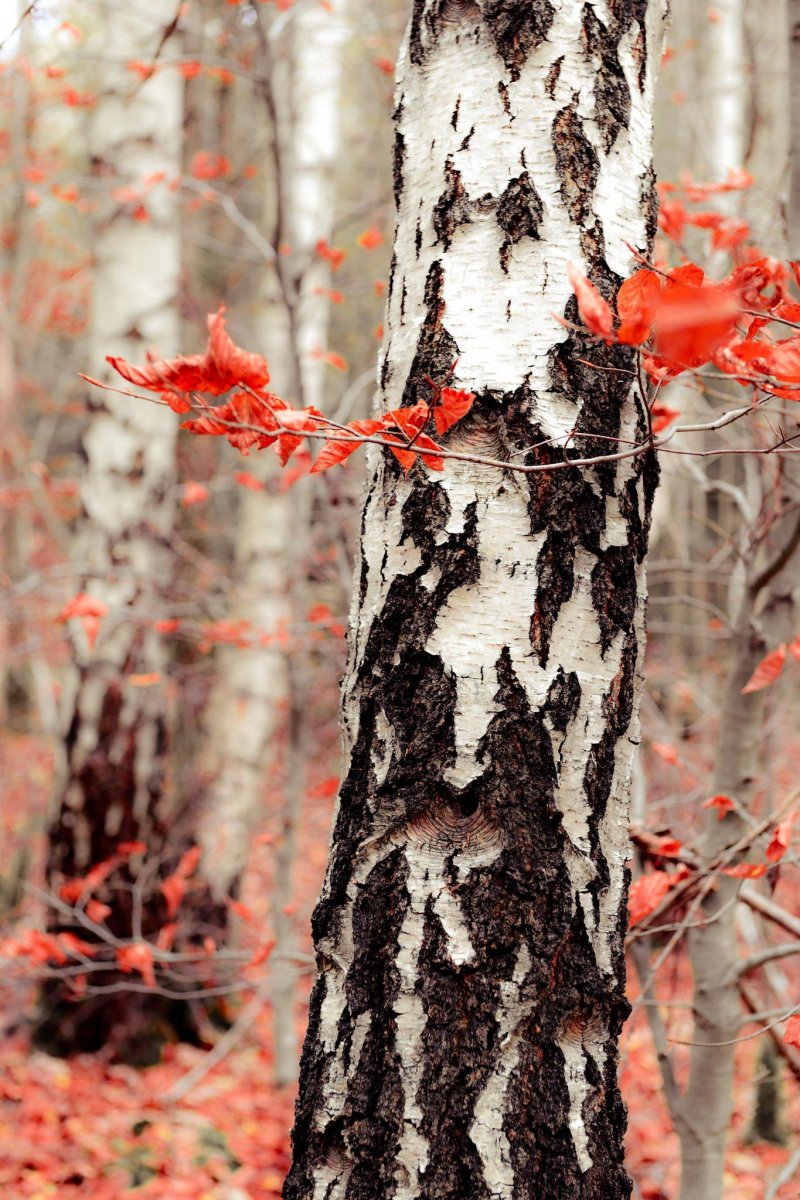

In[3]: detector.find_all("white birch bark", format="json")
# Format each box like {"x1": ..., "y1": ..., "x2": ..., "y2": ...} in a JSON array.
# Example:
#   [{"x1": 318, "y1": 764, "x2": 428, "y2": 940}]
[{"x1": 285, "y1": 3, "x2": 667, "y2": 1197}]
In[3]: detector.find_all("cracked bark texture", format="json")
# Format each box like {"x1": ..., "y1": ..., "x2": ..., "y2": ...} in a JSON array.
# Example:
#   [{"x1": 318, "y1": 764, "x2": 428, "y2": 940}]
[
  {"x1": 285, "y1": 1, "x2": 666, "y2": 1196},
  {"x1": 39, "y1": 0, "x2": 182, "y2": 1055}
]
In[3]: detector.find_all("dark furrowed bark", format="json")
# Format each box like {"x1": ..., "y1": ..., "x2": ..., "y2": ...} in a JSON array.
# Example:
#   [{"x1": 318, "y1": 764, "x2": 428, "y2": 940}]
[{"x1": 286, "y1": 1, "x2": 664, "y2": 1195}]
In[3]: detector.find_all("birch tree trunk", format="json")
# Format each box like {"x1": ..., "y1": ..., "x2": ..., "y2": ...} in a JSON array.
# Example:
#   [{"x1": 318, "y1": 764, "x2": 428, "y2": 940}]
[
  {"x1": 285, "y1": 2, "x2": 666, "y2": 1196},
  {"x1": 39, "y1": 0, "x2": 183, "y2": 1056}
]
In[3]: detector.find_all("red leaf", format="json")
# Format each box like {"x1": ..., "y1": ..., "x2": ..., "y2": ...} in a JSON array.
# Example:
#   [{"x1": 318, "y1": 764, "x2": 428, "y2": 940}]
[
  {"x1": 568, "y1": 265, "x2": 614, "y2": 340},
  {"x1": 107, "y1": 306, "x2": 270, "y2": 400},
  {"x1": 651, "y1": 741, "x2": 680, "y2": 766},
  {"x1": 311, "y1": 418, "x2": 385, "y2": 474},
  {"x1": 784, "y1": 1013, "x2": 800, "y2": 1048},
  {"x1": 85, "y1": 899, "x2": 112, "y2": 923},
  {"x1": 652, "y1": 281, "x2": 741, "y2": 369},
  {"x1": 650, "y1": 402, "x2": 680, "y2": 433},
  {"x1": 181, "y1": 480, "x2": 209, "y2": 507},
  {"x1": 741, "y1": 644, "x2": 786, "y2": 693},
  {"x1": 703, "y1": 794, "x2": 735, "y2": 819},
  {"x1": 249, "y1": 937, "x2": 276, "y2": 968},
  {"x1": 57, "y1": 593, "x2": 108, "y2": 623},
  {"x1": 628, "y1": 869, "x2": 688, "y2": 927},
  {"x1": 117, "y1": 943, "x2": 156, "y2": 988},
  {"x1": 160, "y1": 875, "x2": 186, "y2": 918},
  {"x1": 118, "y1": 841, "x2": 146, "y2": 855},
  {"x1": 616, "y1": 269, "x2": 663, "y2": 345},
  {"x1": 789, "y1": 636, "x2": 800, "y2": 664},
  {"x1": 357, "y1": 226, "x2": 384, "y2": 251},
  {"x1": 315, "y1": 239, "x2": 346, "y2": 271},
  {"x1": 309, "y1": 776, "x2": 339, "y2": 800},
  {"x1": 228, "y1": 899, "x2": 255, "y2": 924},
  {"x1": 234, "y1": 470, "x2": 265, "y2": 491},
  {"x1": 190, "y1": 150, "x2": 230, "y2": 180},
  {"x1": 767, "y1": 812, "x2": 796, "y2": 863},
  {"x1": 722, "y1": 862, "x2": 768, "y2": 879},
  {"x1": 433, "y1": 387, "x2": 476, "y2": 435},
  {"x1": 177, "y1": 846, "x2": 202, "y2": 878}
]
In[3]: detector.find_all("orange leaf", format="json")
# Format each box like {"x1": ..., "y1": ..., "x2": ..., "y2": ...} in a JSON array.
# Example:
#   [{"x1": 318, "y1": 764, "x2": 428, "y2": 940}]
[
  {"x1": 568, "y1": 265, "x2": 614, "y2": 340},
  {"x1": 741, "y1": 644, "x2": 786, "y2": 694},
  {"x1": 57, "y1": 593, "x2": 108, "y2": 623},
  {"x1": 249, "y1": 937, "x2": 276, "y2": 968},
  {"x1": 234, "y1": 470, "x2": 265, "y2": 491},
  {"x1": 177, "y1": 846, "x2": 202, "y2": 878}
]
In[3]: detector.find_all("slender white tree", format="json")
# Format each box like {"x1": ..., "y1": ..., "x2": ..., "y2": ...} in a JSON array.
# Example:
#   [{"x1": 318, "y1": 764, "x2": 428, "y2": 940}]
[
  {"x1": 196, "y1": 0, "x2": 347, "y2": 1083},
  {"x1": 40, "y1": 0, "x2": 183, "y2": 1055},
  {"x1": 285, "y1": 1, "x2": 667, "y2": 1196}
]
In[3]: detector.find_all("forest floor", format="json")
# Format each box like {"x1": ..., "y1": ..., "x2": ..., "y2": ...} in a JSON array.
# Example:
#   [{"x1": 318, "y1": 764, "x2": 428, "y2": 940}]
[{"x1": 1, "y1": 729, "x2": 799, "y2": 1200}]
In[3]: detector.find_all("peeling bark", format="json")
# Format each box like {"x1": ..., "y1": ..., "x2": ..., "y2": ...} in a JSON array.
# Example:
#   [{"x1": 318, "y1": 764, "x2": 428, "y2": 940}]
[{"x1": 285, "y1": 1, "x2": 666, "y2": 1196}]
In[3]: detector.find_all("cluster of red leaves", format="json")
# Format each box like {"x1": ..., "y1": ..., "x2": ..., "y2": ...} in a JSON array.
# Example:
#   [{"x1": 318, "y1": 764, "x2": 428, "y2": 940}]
[
  {"x1": 629, "y1": 803, "x2": 798, "y2": 928},
  {"x1": 103, "y1": 309, "x2": 476, "y2": 477},
  {"x1": 570, "y1": 254, "x2": 800, "y2": 399},
  {"x1": 0, "y1": 1032, "x2": 294, "y2": 1198}
]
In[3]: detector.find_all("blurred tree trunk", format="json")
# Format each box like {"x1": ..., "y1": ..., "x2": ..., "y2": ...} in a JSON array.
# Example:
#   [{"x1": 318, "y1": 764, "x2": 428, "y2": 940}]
[
  {"x1": 676, "y1": 4, "x2": 793, "y2": 1196},
  {"x1": 196, "y1": 0, "x2": 347, "y2": 1084},
  {"x1": 37, "y1": 0, "x2": 185, "y2": 1058},
  {"x1": 285, "y1": 2, "x2": 666, "y2": 1197}
]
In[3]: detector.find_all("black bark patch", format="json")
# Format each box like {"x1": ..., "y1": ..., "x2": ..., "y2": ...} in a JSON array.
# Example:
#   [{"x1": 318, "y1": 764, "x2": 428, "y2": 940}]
[
  {"x1": 498, "y1": 79, "x2": 511, "y2": 116},
  {"x1": 414, "y1": 898, "x2": 494, "y2": 1200},
  {"x1": 553, "y1": 98, "x2": 600, "y2": 227},
  {"x1": 531, "y1": 532, "x2": 575, "y2": 667},
  {"x1": 544, "y1": 667, "x2": 582, "y2": 733},
  {"x1": 392, "y1": 130, "x2": 406, "y2": 207},
  {"x1": 339, "y1": 850, "x2": 409, "y2": 1198},
  {"x1": 496, "y1": 171, "x2": 543, "y2": 272},
  {"x1": 582, "y1": 6, "x2": 631, "y2": 153},
  {"x1": 399, "y1": 261, "x2": 459, "y2": 410},
  {"x1": 483, "y1": 0, "x2": 556, "y2": 81},
  {"x1": 433, "y1": 157, "x2": 471, "y2": 251},
  {"x1": 284, "y1": 850, "x2": 410, "y2": 1200},
  {"x1": 545, "y1": 55, "x2": 563, "y2": 98},
  {"x1": 507, "y1": 903, "x2": 632, "y2": 1199},
  {"x1": 591, "y1": 544, "x2": 637, "y2": 654}
]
